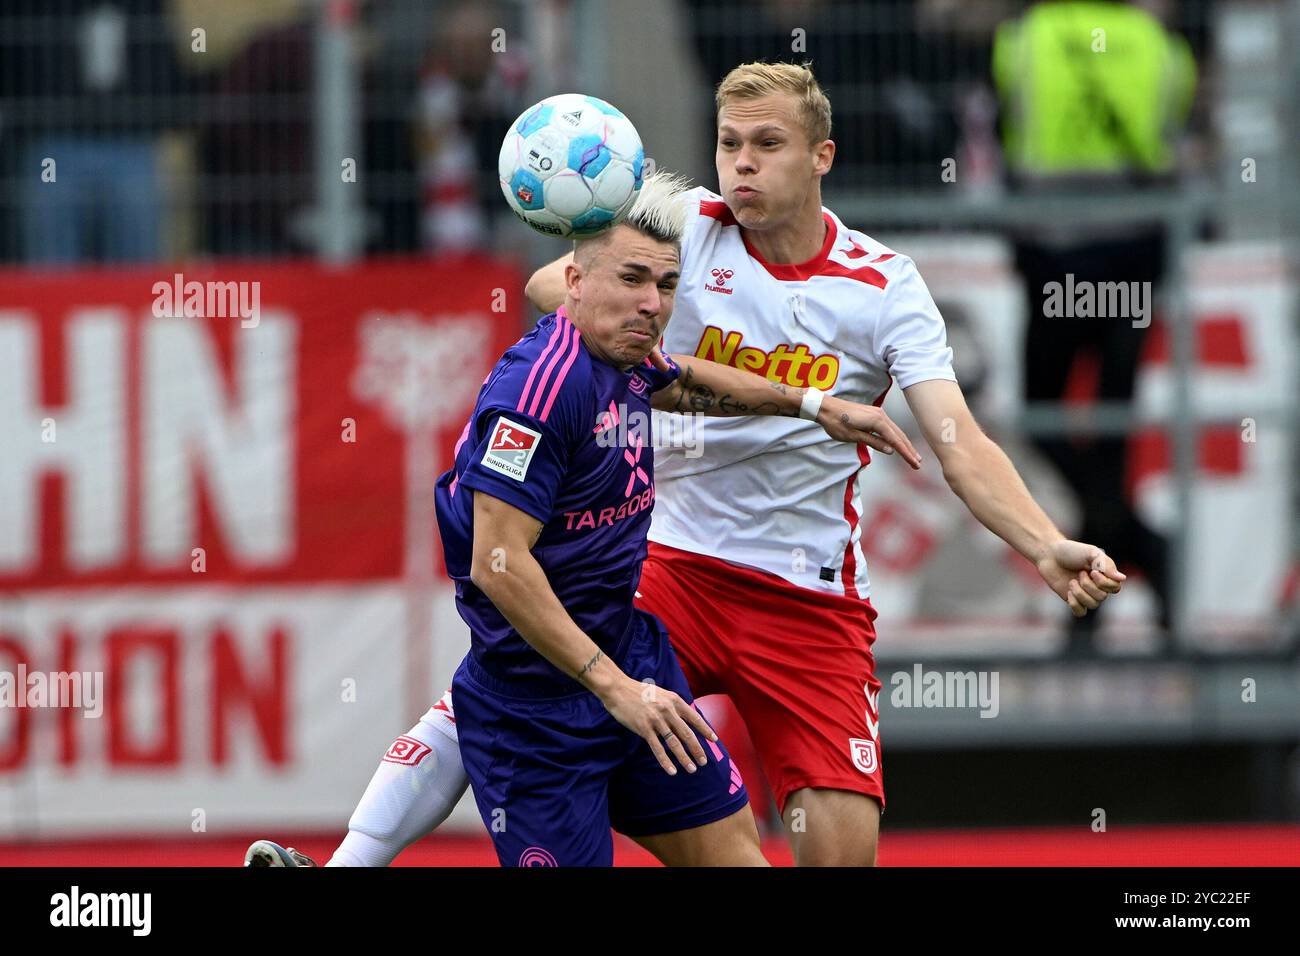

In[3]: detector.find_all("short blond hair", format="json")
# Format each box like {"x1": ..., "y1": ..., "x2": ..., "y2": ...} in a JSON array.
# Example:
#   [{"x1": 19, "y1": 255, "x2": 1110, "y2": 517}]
[
  {"x1": 715, "y1": 61, "x2": 832, "y2": 145},
  {"x1": 573, "y1": 169, "x2": 694, "y2": 266},
  {"x1": 624, "y1": 168, "x2": 694, "y2": 245}
]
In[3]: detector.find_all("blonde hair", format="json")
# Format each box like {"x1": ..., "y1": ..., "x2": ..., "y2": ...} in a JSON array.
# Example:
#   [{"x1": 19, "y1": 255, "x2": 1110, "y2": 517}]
[
  {"x1": 715, "y1": 61, "x2": 832, "y2": 145},
  {"x1": 624, "y1": 168, "x2": 693, "y2": 245},
  {"x1": 573, "y1": 169, "x2": 693, "y2": 262}
]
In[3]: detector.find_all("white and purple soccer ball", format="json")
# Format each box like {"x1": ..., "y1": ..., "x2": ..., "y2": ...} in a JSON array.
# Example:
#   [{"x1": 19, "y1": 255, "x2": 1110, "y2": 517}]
[{"x1": 498, "y1": 93, "x2": 645, "y2": 239}]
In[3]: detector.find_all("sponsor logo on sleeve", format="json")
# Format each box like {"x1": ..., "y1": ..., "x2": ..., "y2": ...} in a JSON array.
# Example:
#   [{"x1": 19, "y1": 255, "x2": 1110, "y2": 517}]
[{"x1": 482, "y1": 417, "x2": 542, "y2": 481}]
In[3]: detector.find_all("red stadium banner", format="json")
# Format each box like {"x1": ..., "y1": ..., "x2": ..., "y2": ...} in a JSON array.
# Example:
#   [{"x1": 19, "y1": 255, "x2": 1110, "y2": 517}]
[{"x1": 0, "y1": 257, "x2": 521, "y2": 835}]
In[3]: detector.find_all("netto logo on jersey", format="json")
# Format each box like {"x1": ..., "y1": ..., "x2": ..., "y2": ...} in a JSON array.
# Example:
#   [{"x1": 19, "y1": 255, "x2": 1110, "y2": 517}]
[
  {"x1": 705, "y1": 267, "x2": 735, "y2": 295},
  {"x1": 694, "y1": 325, "x2": 840, "y2": 390}
]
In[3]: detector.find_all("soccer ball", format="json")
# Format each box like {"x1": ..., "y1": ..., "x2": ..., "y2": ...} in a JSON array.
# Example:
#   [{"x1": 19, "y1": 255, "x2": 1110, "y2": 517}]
[{"x1": 498, "y1": 93, "x2": 645, "y2": 239}]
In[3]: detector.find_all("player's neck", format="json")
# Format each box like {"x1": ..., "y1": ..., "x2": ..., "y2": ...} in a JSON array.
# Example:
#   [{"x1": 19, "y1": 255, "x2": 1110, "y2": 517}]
[{"x1": 740, "y1": 202, "x2": 827, "y2": 266}]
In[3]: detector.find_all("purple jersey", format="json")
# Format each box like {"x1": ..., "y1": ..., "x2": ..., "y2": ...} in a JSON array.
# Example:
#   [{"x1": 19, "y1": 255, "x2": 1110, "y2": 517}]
[{"x1": 435, "y1": 305, "x2": 681, "y2": 693}]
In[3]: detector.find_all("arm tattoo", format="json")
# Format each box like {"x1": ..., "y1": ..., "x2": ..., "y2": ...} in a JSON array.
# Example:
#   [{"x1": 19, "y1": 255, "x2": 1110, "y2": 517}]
[
  {"x1": 717, "y1": 380, "x2": 790, "y2": 416},
  {"x1": 669, "y1": 365, "x2": 693, "y2": 412},
  {"x1": 769, "y1": 380, "x2": 799, "y2": 416},
  {"x1": 578, "y1": 650, "x2": 604, "y2": 677},
  {"x1": 686, "y1": 384, "x2": 717, "y2": 412},
  {"x1": 718, "y1": 394, "x2": 781, "y2": 415},
  {"x1": 670, "y1": 362, "x2": 793, "y2": 416},
  {"x1": 671, "y1": 365, "x2": 717, "y2": 413}
]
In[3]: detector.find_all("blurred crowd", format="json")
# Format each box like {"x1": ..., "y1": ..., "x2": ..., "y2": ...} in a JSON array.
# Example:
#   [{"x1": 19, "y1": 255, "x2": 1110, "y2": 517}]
[
  {"x1": 0, "y1": 0, "x2": 531, "y2": 262},
  {"x1": 0, "y1": 0, "x2": 1220, "y2": 264}
]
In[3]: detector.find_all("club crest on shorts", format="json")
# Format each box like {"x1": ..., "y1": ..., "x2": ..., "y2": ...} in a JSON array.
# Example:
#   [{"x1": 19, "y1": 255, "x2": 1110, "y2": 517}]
[
  {"x1": 482, "y1": 416, "x2": 542, "y2": 481},
  {"x1": 383, "y1": 735, "x2": 432, "y2": 766},
  {"x1": 519, "y1": 846, "x2": 558, "y2": 867},
  {"x1": 849, "y1": 737, "x2": 877, "y2": 775}
]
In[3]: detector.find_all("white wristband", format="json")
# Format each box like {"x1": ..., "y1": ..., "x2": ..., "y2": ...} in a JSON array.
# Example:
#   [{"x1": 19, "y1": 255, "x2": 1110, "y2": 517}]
[{"x1": 798, "y1": 386, "x2": 825, "y2": 421}]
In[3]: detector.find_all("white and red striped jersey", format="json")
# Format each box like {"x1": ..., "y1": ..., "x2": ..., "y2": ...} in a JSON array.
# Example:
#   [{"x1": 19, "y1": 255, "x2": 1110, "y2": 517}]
[{"x1": 649, "y1": 186, "x2": 958, "y2": 599}]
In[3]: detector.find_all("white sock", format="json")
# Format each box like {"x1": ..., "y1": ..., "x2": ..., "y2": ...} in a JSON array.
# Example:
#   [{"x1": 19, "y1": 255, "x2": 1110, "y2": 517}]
[{"x1": 325, "y1": 693, "x2": 467, "y2": 867}]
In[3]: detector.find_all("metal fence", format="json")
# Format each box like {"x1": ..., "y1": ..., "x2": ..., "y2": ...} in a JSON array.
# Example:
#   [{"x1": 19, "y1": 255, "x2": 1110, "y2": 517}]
[
  {"x1": 0, "y1": 0, "x2": 538, "y2": 262},
  {"x1": 1, "y1": 1, "x2": 1291, "y2": 256}
]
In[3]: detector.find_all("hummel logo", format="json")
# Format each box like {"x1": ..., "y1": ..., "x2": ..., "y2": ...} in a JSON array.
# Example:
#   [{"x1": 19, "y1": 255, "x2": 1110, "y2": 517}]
[{"x1": 705, "y1": 267, "x2": 735, "y2": 295}]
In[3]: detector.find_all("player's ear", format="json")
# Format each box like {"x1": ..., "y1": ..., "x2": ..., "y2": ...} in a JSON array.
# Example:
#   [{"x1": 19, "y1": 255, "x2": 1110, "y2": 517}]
[
  {"x1": 814, "y1": 139, "x2": 835, "y2": 177},
  {"x1": 564, "y1": 259, "x2": 583, "y2": 301}
]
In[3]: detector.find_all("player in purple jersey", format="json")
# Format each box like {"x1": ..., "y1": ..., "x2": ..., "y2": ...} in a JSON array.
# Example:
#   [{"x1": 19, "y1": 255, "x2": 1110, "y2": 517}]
[{"x1": 245, "y1": 172, "x2": 920, "y2": 868}]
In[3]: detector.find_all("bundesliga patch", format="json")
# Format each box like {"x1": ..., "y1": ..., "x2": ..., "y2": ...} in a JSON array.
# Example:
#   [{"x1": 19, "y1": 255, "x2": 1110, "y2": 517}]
[{"x1": 482, "y1": 417, "x2": 542, "y2": 482}]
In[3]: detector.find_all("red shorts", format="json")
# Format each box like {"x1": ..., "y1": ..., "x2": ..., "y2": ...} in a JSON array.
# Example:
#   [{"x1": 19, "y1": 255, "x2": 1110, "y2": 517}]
[{"x1": 634, "y1": 541, "x2": 884, "y2": 816}]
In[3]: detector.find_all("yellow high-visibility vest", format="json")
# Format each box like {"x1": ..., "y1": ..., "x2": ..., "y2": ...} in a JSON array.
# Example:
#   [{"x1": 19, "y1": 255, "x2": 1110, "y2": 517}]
[{"x1": 993, "y1": 2, "x2": 1196, "y2": 176}]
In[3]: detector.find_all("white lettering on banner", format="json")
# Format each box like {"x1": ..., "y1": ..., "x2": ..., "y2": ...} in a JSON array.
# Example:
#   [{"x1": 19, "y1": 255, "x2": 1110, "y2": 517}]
[
  {"x1": 0, "y1": 311, "x2": 296, "y2": 571},
  {"x1": 0, "y1": 312, "x2": 127, "y2": 571},
  {"x1": 143, "y1": 316, "x2": 296, "y2": 565}
]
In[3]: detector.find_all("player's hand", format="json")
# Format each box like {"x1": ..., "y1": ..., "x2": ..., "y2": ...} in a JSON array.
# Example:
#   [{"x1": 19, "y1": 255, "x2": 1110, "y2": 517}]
[
  {"x1": 1036, "y1": 539, "x2": 1127, "y2": 617},
  {"x1": 817, "y1": 394, "x2": 922, "y2": 469},
  {"x1": 597, "y1": 676, "x2": 717, "y2": 775}
]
